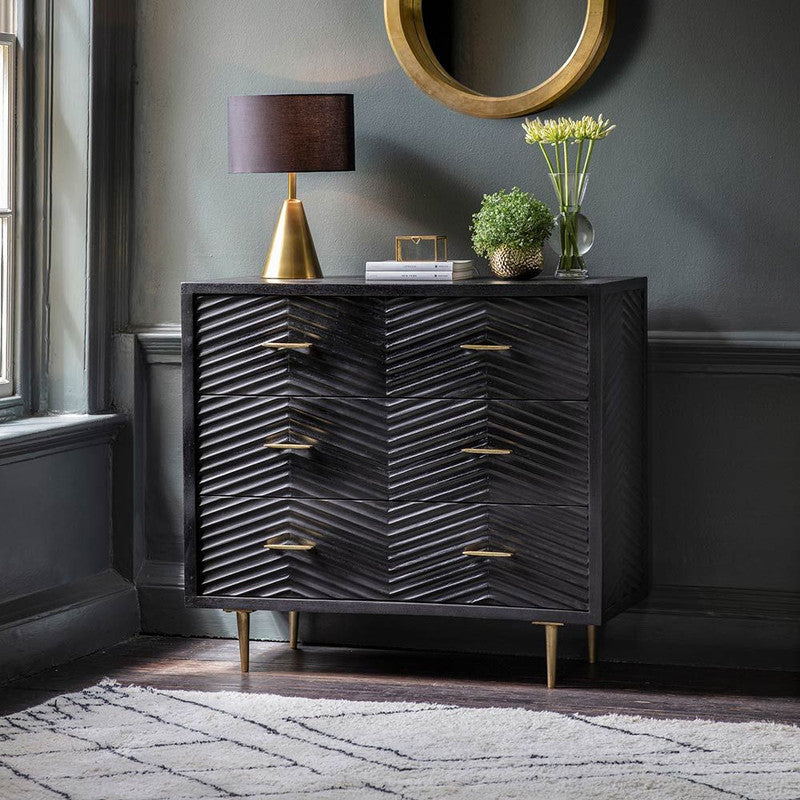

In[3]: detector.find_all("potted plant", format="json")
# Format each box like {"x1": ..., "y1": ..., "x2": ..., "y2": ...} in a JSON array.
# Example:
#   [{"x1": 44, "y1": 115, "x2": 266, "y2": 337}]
[{"x1": 470, "y1": 187, "x2": 554, "y2": 279}]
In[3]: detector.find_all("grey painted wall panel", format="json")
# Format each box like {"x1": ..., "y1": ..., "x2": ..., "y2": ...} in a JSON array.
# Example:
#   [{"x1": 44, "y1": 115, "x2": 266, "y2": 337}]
[
  {"x1": 145, "y1": 367, "x2": 184, "y2": 563},
  {"x1": 0, "y1": 444, "x2": 111, "y2": 603},
  {"x1": 142, "y1": 361, "x2": 800, "y2": 613},
  {"x1": 0, "y1": 418, "x2": 140, "y2": 678},
  {"x1": 650, "y1": 373, "x2": 800, "y2": 592},
  {"x1": 134, "y1": 0, "x2": 800, "y2": 331}
]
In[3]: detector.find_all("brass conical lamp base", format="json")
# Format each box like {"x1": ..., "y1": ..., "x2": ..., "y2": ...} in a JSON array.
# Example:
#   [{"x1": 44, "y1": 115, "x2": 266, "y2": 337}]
[{"x1": 263, "y1": 195, "x2": 322, "y2": 280}]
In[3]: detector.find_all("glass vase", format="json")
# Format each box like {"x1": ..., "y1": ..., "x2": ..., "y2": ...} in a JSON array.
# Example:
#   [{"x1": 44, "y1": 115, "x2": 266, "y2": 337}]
[{"x1": 548, "y1": 173, "x2": 595, "y2": 280}]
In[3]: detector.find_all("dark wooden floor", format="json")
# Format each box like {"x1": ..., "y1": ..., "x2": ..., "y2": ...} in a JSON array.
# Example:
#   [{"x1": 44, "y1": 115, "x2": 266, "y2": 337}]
[{"x1": 1, "y1": 636, "x2": 798, "y2": 724}]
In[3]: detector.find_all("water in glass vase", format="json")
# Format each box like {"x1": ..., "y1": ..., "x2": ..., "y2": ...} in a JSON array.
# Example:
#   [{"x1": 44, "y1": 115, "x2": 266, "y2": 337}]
[{"x1": 548, "y1": 173, "x2": 594, "y2": 280}]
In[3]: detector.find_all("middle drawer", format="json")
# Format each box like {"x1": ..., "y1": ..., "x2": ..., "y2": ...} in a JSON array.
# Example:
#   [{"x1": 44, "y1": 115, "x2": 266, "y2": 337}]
[{"x1": 198, "y1": 396, "x2": 589, "y2": 504}]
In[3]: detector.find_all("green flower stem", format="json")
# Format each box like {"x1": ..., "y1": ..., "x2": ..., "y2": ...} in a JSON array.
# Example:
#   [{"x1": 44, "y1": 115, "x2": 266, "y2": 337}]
[
  {"x1": 553, "y1": 144, "x2": 564, "y2": 206},
  {"x1": 559, "y1": 210, "x2": 583, "y2": 274},
  {"x1": 581, "y1": 138, "x2": 595, "y2": 174},
  {"x1": 562, "y1": 141, "x2": 569, "y2": 207},
  {"x1": 537, "y1": 142, "x2": 556, "y2": 176},
  {"x1": 577, "y1": 139, "x2": 595, "y2": 202}
]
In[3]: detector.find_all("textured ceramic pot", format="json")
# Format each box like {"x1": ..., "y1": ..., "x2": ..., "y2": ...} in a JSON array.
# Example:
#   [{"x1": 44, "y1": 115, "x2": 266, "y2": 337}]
[{"x1": 488, "y1": 245, "x2": 544, "y2": 279}]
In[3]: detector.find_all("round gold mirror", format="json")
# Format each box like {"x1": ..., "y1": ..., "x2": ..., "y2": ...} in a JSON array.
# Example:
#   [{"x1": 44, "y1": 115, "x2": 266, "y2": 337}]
[{"x1": 384, "y1": 0, "x2": 616, "y2": 119}]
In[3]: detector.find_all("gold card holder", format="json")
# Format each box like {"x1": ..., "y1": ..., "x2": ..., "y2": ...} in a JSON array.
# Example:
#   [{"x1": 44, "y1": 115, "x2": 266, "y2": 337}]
[{"x1": 394, "y1": 235, "x2": 447, "y2": 262}]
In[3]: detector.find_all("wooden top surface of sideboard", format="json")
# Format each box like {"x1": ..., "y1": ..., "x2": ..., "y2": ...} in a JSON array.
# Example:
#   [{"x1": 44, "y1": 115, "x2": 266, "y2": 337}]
[{"x1": 181, "y1": 276, "x2": 646, "y2": 297}]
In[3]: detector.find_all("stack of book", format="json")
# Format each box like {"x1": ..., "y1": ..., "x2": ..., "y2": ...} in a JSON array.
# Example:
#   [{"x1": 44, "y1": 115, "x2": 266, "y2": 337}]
[{"x1": 365, "y1": 260, "x2": 474, "y2": 282}]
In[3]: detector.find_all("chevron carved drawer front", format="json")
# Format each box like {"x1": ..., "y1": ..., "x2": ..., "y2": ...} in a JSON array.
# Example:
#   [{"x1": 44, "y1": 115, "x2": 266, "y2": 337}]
[
  {"x1": 197, "y1": 395, "x2": 387, "y2": 499},
  {"x1": 197, "y1": 496, "x2": 588, "y2": 611},
  {"x1": 199, "y1": 395, "x2": 588, "y2": 504},
  {"x1": 198, "y1": 496, "x2": 387, "y2": 599},
  {"x1": 387, "y1": 503, "x2": 589, "y2": 610},
  {"x1": 387, "y1": 399, "x2": 589, "y2": 504},
  {"x1": 195, "y1": 294, "x2": 385, "y2": 397},
  {"x1": 385, "y1": 297, "x2": 589, "y2": 398}
]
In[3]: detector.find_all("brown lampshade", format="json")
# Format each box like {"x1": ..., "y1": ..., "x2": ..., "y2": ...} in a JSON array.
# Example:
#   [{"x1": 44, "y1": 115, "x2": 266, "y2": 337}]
[{"x1": 227, "y1": 94, "x2": 355, "y2": 174}]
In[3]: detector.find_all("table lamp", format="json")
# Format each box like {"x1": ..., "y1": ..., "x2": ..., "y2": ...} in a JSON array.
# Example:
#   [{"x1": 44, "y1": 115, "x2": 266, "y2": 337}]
[{"x1": 228, "y1": 94, "x2": 355, "y2": 279}]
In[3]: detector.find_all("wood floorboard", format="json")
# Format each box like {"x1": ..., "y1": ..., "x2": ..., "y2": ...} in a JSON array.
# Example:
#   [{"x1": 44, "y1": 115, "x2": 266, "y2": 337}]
[{"x1": 1, "y1": 636, "x2": 797, "y2": 725}]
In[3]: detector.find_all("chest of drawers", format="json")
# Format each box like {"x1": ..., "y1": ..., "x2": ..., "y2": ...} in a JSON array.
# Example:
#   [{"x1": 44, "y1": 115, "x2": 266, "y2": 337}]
[{"x1": 182, "y1": 277, "x2": 648, "y2": 687}]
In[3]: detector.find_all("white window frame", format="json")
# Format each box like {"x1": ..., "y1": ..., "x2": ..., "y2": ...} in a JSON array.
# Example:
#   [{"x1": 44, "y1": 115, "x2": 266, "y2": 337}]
[{"x1": 0, "y1": 29, "x2": 15, "y2": 399}]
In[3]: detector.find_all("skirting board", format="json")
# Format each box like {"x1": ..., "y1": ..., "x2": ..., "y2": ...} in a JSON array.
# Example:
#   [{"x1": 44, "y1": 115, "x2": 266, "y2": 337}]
[
  {"x1": 137, "y1": 561, "x2": 799, "y2": 672},
  {"x1": 137, "y1": 560, "x2": 289, "y2": 641},
  {"x1": 0, "y1": 570, "x2": 140, "y2": 682}
]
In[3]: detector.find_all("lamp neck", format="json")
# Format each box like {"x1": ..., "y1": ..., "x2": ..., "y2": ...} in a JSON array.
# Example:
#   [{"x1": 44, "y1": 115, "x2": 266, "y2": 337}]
[{"x1": 287, "y1": 172, "x2": 297, "y2": 200}]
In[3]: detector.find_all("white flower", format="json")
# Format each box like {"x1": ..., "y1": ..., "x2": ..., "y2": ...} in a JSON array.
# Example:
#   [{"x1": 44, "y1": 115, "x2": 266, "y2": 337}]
[
  {"x1": 524, "y1": 114, "x2": 616, "y2": 145},
  {"x1": 522, "y1": 116, "x2": 573, "y2": 144}
]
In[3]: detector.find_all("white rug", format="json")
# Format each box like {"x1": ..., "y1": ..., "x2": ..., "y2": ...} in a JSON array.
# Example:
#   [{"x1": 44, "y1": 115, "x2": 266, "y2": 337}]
[{"x1": 0, "y1": 681, "x2": 797, "y2": 800}]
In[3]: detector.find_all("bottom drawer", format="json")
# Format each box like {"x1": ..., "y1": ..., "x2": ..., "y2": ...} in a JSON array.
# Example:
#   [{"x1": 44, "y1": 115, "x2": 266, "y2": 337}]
[
  {"x1": 386, "y1": 503, "x2": 589, "y2": 611},
  {"x1": 197, "y1": 497, "x2": 589, "y2": 611},
  {"x1": 198, "y1": 496, "x2": 386, "y2": 600}
]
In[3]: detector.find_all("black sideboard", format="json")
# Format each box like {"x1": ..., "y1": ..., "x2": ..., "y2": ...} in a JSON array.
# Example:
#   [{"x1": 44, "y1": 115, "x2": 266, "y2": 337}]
[{"x1": 182, "y1": 277, "x2": 648, "y2": 687}]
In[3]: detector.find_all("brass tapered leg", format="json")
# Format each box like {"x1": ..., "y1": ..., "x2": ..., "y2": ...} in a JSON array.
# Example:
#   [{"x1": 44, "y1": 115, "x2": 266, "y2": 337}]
[
  {"x1": 289, "y1": 611, "x2": 299, "y2": 650},
  {"x1": 544, "y1": 624, "x2": 559, "y2": 688},
  {"x1": 532, "y1": 622, "x2": 563, "y2": 688},
  {"x1": 235, "y1": 610, "x2": 251, "y2": 673},
  {"x1": 587, "y1": 625, "x2": 597, "y2": 664}
]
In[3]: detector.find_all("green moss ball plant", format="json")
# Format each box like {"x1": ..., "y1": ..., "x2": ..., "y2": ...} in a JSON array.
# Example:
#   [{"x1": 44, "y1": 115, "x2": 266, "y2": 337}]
[{"x1": 470, "y1": 188, "x2": 554, "y2": 279}]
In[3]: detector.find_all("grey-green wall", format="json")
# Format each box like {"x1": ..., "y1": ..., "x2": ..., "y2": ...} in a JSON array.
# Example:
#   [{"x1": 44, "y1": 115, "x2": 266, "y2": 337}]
[
  {"x1": 0, "y1": 422, "x2": 139, "y2": 682},
  {"x1": 130, "y1": 0, "x2": 800, "y2": 669},
  {"x1": 132, "y1": 0, "x2": 800, "y2": 331},
  {"x1": 446, "y1": 0, "x2": 587, "y2": 98}
]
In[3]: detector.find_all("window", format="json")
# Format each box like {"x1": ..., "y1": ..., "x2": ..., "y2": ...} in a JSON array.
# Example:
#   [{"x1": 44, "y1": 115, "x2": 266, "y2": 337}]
[{"x1": 0, "y1": 1, "x2": 14, "y2": 399}]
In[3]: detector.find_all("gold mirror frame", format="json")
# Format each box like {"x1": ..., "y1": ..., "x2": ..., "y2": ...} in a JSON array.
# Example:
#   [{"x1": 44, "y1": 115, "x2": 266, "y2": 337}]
[{"x1": 384, "y1": 0, "x2": 616, "y2": 119}]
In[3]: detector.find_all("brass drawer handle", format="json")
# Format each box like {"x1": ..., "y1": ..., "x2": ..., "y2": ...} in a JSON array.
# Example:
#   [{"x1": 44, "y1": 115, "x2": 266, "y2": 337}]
[
  {"x1": 461, "y1": 447, "x2": 512, "y2": 455},
  {"x1": 463, "y1": 548, "x2": 514, "y2": 558},
  {"x1": 264, "y1": 441, "x2": 313, "y2": 450},
  {"x1": 264, "y1": 538, "x2": 316, "y2": 551},
  {"x1": 460, "y1": 344, "x2": 511, "y2": 351},
  {"x1": 261, "y1": 341, "x2": 313, "y2": 349}
]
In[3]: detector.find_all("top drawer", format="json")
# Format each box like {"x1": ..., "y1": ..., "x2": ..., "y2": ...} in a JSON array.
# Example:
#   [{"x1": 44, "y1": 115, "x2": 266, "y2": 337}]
[
  {"x1": 194, "y1": 294, "x2": 385, "y2": 397},
  {"x1": 193, "y1": 294, "x2": 589, "y2": 400},
  {"x1": 385, "y1": 297, "x2": 588, "y2": 399}
]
